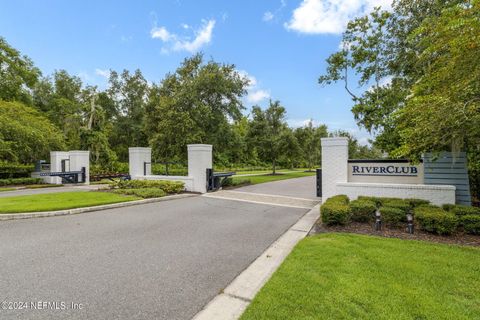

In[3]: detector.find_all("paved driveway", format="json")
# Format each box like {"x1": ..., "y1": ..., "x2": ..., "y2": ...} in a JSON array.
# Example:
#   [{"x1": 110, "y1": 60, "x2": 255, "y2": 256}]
[
  {"x1": 0, "y1": 196, "x2": 307, "y2": 320},
  {"x1": 235, "y1": 175, "x2": 319, "y2": 200}
]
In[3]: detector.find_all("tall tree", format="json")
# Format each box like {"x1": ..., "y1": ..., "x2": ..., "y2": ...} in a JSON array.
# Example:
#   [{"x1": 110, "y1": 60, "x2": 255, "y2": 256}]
[
  {"x1": 145, "y1": 54, "x2": 248, "y2": 163},
  {"x1": 0, "y1": 37, "x2": 40, "y2": 105},
  {"x1": 108, "y1": 69, "x2": 149, "y2": 161},
  {"x1": 295, "y1": 120, "x2": 328, "y2": 170},
  {"x1": 0, "y1": 101, "x2": 65, "y2": 163},
  {"x1": 318, "y1": 0, "x2": 463, "y2": 153},
  {"x1": 248, "y1": 100, "x2": 290, "y2": 174}
]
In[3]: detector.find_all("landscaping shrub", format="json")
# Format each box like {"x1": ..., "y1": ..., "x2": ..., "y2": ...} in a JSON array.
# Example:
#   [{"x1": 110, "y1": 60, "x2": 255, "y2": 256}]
[
  {"x1": 321, "y1": 201, "x2": 351, "y2": 226},
  {"x1": 406, "y1": 198, "x2": 430, "y2": 208},
  {"x1": 357, "y1": 196, "x2": 381, "y2": 207},
  {"x1": 442, "y1": 204, "x2": 456, "y2": 211},
  {"x1": 349, "y1": 199, "x2": 376, "y2": 222},
  {"x1": 327, "y1": 194, "x2": 349, "y2": 204},
  {"x1": 461, "y1": 215, "x2": 480, "y2": 235},
  {"x1": 415, "y1": 206, "x2": 458, "y2": 235},
  {"x1": 0, "y1": 162, "x2": 35, "y2": 179},
  {"x1": 382, "y1": 199, "x2": 411, "y2": 214},
  {"x1": 114, "y1": 180, "x2": 184, "y2": 194},
  {"x1": 450, "y1": 205, "x2": 480, "y2": 217},
  {"x1": 380, "y1": 206, "x2": 405, "y2": 227},
  {"x1": 0, "y1": 177, "x2": 42, "y2": 186},
  {"x1": 113, "y1": 188, "x2": 166, "y2": 199}
]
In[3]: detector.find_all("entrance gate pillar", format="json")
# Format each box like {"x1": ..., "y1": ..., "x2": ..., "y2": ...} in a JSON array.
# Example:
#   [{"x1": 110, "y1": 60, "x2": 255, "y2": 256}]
[{"x1": 321, "y1": 137, "x2": 349, "y2": 202}]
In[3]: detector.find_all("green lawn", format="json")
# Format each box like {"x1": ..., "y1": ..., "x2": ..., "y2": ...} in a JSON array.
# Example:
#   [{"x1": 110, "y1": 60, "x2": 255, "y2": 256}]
[
  {"x1": 0, "y1": 188, "x2": 15, "y2": 192},
  {"x1": 232, "y1": 171, "x2": 315, "y2": 185},
  {"x1": 234, "y1": 168, "x2": 313, "y2": 175},
  {"x1": 241, "y1": 233, "x2": 480, "y2": 320},
  {"x1": 0, "y1": 192, "x2": 139, "y2": 213}
]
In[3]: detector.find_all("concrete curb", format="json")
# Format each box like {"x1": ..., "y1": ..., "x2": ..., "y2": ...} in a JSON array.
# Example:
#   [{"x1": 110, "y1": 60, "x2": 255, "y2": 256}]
[
  {"x1": 0, "y1": 193, "x2": 198, "y2": 221},
  {"x1": 192, "y1": 203, "x2": 321, "y2": 320}
]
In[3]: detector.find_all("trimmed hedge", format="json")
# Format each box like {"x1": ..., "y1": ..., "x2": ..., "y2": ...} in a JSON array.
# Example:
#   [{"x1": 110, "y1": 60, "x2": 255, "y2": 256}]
[
  {"x1": 415, "y1": 206, "x2": 458, "y2": 235},
  {"x1": 321, "y1": 202, "x2": 351, "y2": 226},
  {"x1": 381, "y1": 199, "x2": 411, "y2": 214},
  {"x1": 320, "y1": 195, "x2": 351, "y2": 226},
  {"x1": 450, "y1": 205, "x2": 480, "y2": 217},
  {"x1": 406, "y1": 198, "x2": 430, "y2": 208},
  {"x1": 380, "y1": 206, "x2": 406, "y2": 227},
  {"x1": 0, "y1": 177, "x2": 42, "y2": 186},
  {"x1": 0, "y1": 162, "x2": 34, "y2": 179},
  {"x1": 114, "y1": 180, "x2": 184, "y2": 194},
  {"x1": 328, "y1": 194, "x2": 350, "y2": 204},
  {"x1": 461, "y1": 215, "x2": 480, "y2": 235},
  {"x1": 113, "y1": 188, "x2": 166, "y2": 199},
  {"x1": 350, "y1": 199, "x2": 376, "y2": 222}
]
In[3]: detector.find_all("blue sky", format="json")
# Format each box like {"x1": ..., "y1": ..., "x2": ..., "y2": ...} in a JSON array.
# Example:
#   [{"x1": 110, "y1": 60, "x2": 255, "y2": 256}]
[{"x1": 0, "y1": 0, "x2": 391, "y2": 144}]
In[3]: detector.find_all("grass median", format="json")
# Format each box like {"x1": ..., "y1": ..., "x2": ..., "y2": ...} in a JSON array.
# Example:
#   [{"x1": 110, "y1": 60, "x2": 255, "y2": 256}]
[
  {"x1": 0, "y1": 192, "x2": 140, "y2": 213},
  {"x1": 241, "y1": 233, "x2": 480, "y2": 320},
  {"x1": 231, "y1": 171, "x2": 315, "y2": 186}
]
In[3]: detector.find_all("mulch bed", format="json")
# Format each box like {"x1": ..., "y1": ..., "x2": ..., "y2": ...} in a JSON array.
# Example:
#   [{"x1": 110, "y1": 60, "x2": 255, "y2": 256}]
[{"x1": 310, "y1": 222, "x2": 480, "y2": 247}]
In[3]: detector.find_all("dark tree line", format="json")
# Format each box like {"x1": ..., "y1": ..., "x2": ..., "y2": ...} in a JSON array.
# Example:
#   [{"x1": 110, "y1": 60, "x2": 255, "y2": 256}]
[{"x1": 0, "y1": 37, "x2": 379, "y2": 173}]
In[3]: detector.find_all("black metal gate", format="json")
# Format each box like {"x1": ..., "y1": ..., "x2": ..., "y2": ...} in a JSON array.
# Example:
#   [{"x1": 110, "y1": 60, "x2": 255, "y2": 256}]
[
  {"x1": 40, "y1": 167, "x2": 86, "y2": 184},
  {"x1": 206, "y1": 168, "x2": 234, "y2": 192},
  {"x1": 316, "y1": 168, "x2": 322, "y2": 197}
]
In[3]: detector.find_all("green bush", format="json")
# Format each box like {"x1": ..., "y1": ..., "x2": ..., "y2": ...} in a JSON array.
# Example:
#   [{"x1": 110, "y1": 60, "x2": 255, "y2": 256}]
[
  {"x1": 327, "y1": 194, "x2": 350, "y2": 204},
  {"x1": 350, "y1": 199, "x2": 376, "y2": 222},
  {"x1": 442, "y1": 204, "x2": 456, "y2": 211},
  {"x1": 0, "y1": 177, "x2": 42, "y2": 186},
  {"x1": 357, "y1": 196, "x2": 381, "y2": 207},
  {"x1": 382, "y1": 199, "x2": 411, "y2": 214},
  {"x1": 406, "y1": 198, "x2": 430, "y2": 208},
  {"x1": 415, "y1": 206, "x2": 458, "y2": 235},
  {"x1": 0, "y1": 162, "x2": 35, "y2": 179},
  {"x1": 380, "y1": 206, "x2": 406, "y2": 227},
  {"x1": 114, "y1": 180, "x2": 184, "y2": 194},
  {"x1": 321, "y1": 198, "x2": 351, "y2": 226},
  {"x1": 113, "y1": 188, "x2": 166, "y2": 199},
  {"x1": 450, "y1": 205, "x2": 480, "y2": 217},
  {"x1": 461, "y1": 215, "x2": 480, "y2": 235}
]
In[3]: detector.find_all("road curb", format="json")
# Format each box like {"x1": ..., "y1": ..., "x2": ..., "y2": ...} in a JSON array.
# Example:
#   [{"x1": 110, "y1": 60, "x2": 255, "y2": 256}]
[
  {"x1": 192, "y1": 203, "x2": 321, "y2": 320},
  {"x1": 0, "y1": 193, "x2": 198, "y2": 221}
]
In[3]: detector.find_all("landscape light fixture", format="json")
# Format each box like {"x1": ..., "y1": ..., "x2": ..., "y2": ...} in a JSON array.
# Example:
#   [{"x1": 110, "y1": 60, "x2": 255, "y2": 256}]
[
  {"x1": 375, "y1": 209, "x2": 382, "y2": 231},
  {"x1": 406, "y1": 213, "x2": 414, "y2": 234}
]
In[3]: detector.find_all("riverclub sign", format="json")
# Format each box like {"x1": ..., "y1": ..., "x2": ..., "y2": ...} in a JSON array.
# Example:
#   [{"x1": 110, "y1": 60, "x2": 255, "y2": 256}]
[{"x1": 348, "y1": 160, "x2": 423, "y2": 184}]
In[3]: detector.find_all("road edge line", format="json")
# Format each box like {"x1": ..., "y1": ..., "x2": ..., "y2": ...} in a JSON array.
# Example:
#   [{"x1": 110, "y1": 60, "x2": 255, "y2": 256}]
[{"x1": 191, "y1": 203, "x2": 321, "y2": 320}]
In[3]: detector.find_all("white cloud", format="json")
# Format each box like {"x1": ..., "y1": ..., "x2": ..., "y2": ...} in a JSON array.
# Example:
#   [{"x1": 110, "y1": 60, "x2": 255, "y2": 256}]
[
  {"x1": 263, "y1": 11, "x2": 274, "y2": 22},
  {"x1": 238, "y1": 70, "x2": 270, "y2": 104},
  {"x1": 247, "y1": 89, "x2": 270, "y2": 103},
  {"x1": 285, "y1": 0, "x2": 392, "y2": 34},
  {"x1": 95, "y1": 69, "x2": 110, "y2": 78},
  {"x1": 150, "y1": 26, "x2": 172, "y2": 41},
  {"x1": 151, "y1": 19, "x2": 215, "y2": 53}
]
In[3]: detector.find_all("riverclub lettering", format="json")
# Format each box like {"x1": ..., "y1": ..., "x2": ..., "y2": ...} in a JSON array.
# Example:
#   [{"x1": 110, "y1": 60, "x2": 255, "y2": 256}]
[{"x1": 352, "y1": 165, "x2": 418, "y2": 176}]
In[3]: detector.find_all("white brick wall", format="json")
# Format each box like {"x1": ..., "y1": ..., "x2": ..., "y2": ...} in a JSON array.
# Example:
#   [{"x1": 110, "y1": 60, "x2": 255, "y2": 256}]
[
  {"x1": 336, "y1": 182, "x2": 456, "y2": 206},
  {"x1": 321, "y1": 137, "x2": 349, "y2": 202}
]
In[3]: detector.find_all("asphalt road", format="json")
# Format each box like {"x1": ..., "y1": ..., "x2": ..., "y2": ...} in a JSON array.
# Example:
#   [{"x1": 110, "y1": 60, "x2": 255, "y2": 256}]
[
  {"x1": 0, "y1": 196, "x2": 307, "y2": 320},
  {"x1": 235, "y1": 175, "x2": 320, "y2": 200}
]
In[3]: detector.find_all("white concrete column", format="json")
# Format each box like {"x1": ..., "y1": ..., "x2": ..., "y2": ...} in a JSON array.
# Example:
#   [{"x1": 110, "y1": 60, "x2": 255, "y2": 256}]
[
  {"x1": 188, "y1": 144, "x2": 212, "y2": 193},
  {"x1": 129, "y1": 147, "x2": 152, "y2": 178},
  {"x1": 69, "y1": 151, "x2": 90, "y2": 184},
  {"x1": 321, "y1": 137, "x2": 349, "y2": 202},
  {"x1": 50, "y1": 151, "x2": 70, "y2": 184}
]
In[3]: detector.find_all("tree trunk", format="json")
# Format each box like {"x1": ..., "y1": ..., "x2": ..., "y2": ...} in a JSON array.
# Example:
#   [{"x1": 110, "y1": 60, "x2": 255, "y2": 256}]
[{"x1": 272, "y1": 158, "x2": 276, "y2": 175}]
